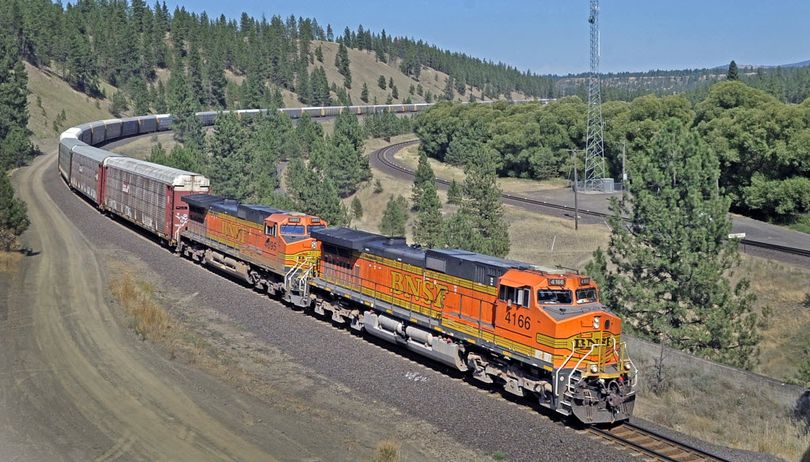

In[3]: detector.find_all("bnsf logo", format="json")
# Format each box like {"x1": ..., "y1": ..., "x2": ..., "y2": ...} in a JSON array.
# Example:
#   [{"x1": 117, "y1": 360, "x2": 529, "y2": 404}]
[
  {"x1": 222, "y1": 221, "x2": 245, "y2": 242},
  {"x1": 391, "y1": 272, "x2": 448, "y2": 308},
  {"x1": 573, "y1": 334, "x2": 612, "y2": 350}
]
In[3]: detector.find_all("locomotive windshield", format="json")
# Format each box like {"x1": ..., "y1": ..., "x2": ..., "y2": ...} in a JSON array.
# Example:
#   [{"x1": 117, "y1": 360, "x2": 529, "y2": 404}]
[
  {"x1": 537, "y1": 289, "x2": 573, "y2": 305},
  {"x1": 308, "y1": 224, "x2": 326, "y2": 234},
  {"x1": 576, "y1": 288, "x2": 598, "y2": 304},
  {"x1": 280, "y1": 224, "x2": 306, "y2": 235}
]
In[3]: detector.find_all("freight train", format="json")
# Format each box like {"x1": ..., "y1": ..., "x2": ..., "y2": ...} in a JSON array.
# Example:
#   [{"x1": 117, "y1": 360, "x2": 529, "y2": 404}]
[{"x1": 58, "y1": 104, "x2": 636, "y2": 424}]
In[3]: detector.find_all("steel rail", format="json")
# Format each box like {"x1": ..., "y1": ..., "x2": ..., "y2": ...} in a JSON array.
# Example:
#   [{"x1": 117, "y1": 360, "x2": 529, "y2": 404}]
[{"x1": 588, "y1": 422, "x2": 730, "y2": 462}]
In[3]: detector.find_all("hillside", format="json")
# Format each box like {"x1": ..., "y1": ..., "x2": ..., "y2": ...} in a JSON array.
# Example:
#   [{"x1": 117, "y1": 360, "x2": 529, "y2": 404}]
[{"x1": 25, "y1": 63, "x2": 116, "y2": 153}]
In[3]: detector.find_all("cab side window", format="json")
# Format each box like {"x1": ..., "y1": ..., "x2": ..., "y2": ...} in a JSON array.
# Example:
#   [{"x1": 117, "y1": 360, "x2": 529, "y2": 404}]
[
  {"x1": 499, "y1": 285, "x2": 515, "y2": 303},
  {"x1": 498, "y1": 285, "x2": 530, "y2": 308},
  {"x1": 265, "y1": 224, "x2": 276, "y2": 236}
]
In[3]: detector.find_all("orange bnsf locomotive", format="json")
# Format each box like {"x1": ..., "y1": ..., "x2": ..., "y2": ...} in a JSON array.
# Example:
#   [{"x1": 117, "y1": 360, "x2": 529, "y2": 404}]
[
  {"x1": 177, "y1": 194, "x2": 325, "y2": 307},
  {"x1": 307, "y1": 228, "x2": 637, "y2": 424}
]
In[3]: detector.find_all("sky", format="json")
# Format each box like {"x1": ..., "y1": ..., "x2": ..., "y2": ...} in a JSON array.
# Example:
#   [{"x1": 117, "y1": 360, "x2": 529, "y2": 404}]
[{"x1": 162, "y1": 0, "x2": 810, "y2": 75}]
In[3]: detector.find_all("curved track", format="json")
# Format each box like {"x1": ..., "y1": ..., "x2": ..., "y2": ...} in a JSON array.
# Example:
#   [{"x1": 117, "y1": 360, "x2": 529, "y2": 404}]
[{"x1": 372, "y1": 140, "x2": 810, "y2": 262}]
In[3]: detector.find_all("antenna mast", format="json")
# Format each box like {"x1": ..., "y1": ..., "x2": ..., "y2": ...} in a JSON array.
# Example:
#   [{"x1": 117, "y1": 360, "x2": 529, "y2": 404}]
[{"x1": 584, "y1": 0, "x2": 607, "y2": 191}]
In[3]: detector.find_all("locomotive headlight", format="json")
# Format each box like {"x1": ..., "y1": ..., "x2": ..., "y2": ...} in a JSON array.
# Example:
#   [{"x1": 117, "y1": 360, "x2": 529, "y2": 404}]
[
  {"x1": 311, "y1": 240, "x2": 317, "y2": 249},
  {"x1": 593, "y1": 316, "x2": 601, "y2": 329},
  {"x1": 589, "y1": 364, "x2": 598, "y2": 374},
  {"x1": 624, "y1": 362, "x2": 632, "y2": 371}
]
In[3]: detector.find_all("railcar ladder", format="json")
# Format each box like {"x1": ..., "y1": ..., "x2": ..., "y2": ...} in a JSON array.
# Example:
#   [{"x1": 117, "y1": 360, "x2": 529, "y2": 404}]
[{"x1": 284, "y1": 256, "x2": 313, "y2": 308}]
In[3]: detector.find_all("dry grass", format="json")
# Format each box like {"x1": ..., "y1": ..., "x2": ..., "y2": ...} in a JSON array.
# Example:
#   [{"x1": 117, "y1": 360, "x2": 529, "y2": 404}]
[
  {"x1": 310, "y1": 40, "x2": 510, "y2": 105},
  {"x1": 373, "y1": 440, "x2": 400, "y2": 462},
  {"x1": 505, "y1": 205, "x2": 609, "y2": 269},
  {"x1": 109, "y1": 273, "x2": 171, "y2": 342},
  {"x1": 735, "y1": 255, "x2": 810, "y2": 380},
  {"x1": 395, "y1": 143, "x2": 569, "y2": 194},
  {"x1": 630, "y1": 337, "x2": 810, "y2": 461},
  {"x1": 26, "y1": 63, "x2": 116, "y2": 152},
  {"x1": 111, "y1": 132, "x2": 179, "y2": 160},
  {"x1": 0, "y1": 251, "x2": 22, "y2": 273}
]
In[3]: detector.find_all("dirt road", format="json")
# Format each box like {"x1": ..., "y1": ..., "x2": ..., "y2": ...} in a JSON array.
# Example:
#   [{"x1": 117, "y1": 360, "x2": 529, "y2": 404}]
[{"x1": 0, "y1": 150, "x2": 296, "y2": 460}]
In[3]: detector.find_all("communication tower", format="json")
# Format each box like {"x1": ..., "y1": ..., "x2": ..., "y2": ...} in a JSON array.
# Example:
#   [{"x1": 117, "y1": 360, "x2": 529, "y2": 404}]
[{"x1": 584, "y1": 0, "x2": 608, "y2": 191}]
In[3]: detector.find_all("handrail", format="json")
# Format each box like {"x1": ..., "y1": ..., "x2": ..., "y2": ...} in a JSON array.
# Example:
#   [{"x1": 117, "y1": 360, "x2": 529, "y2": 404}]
[{"x1": 555, "y1": 341, "x2": 578, "y2": 398}]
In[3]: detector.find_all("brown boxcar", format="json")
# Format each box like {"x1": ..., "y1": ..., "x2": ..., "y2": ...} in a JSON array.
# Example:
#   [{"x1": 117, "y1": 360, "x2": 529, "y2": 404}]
[
  {"x1": 69, "y1": 145, "x2": 119, "y2": 205},
  {"x1": 103, "y1": 157, "x2": 209, "y2": 244}
]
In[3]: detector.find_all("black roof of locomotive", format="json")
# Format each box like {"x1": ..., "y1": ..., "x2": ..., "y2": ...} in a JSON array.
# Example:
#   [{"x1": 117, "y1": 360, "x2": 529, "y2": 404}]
[
  {"x1": 182, "y1": 194, "x2": 286, "y2": 224},
  {"x1": 183, "y1": 194, "x2": 225, "y2": 209},
  {"x1": 365, "y1": 237, "x2": 426, "y2": 267},
  {"x1": 313, "y1": 227, "x2": 529, "y2": 286},
  {"x1": 311, "y1": 227, "x2": 381, "y2": 251}
]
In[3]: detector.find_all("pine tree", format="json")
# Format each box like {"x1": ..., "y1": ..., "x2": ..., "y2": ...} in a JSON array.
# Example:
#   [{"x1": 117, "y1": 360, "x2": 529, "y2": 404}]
[
  {"x1": 310, "y1": 67, "x2": 331, "y2": 106},
  {"x1": 129, "y1": 77, "x2": 151, "y2": 115},
  {"x1": 206, "y1": 113, "x2": 246, "y2": 199},
  {"x1": 447, "y1": 178, "x2": 462, "y2": 205},
  {"x1": 378, "y1": 75, "x2": 386, "y2": 90},
  {"x1": 242, "y1": 113, "x2": 283, "y2": 201},
  {"x1": 391, "y1": 84, "x2": 398, "y2": 100},
  {"x1": 586, "y1": 120, "x2": 760, "y2": 368},
  {"x1": 315, "y1": 44, "x2": 323, "y2": 62},
  {"x1": 360, "y1": 82, "x2": 369, "y2": 103},
  {"x1": 294, "y1": 113, "x2": 324, "y2": 157},
  {"x1": 442, "y1": 144, "x2": 509, "y2": 257},
  {"x1": 335, "y1": 42, "x2": 351, "y2": 88},
  {"x1": 0, "y1": 172, "x2": 28, "y2": 251},
  {"x1": 333, "y1": 109, "x2": 365, "y2": 154},
  {"x1": 413, "y1": 180, "x2": 443, "y2": 248},
  {"x1": 380, "y1": 195, "x2": 408, "y2": 236},
  {"x1": 286, "y1": 158, "x2": 348, "y2": 226},
  {"x1": 411, "y1": 151, "x2": 435, "y2": 210},
  {"x1": 187, "y1": 48, "x2": 204, "y2": 106},
  {"x1": 167, "y1": 62, "x2": 203, "y2": 148},
  {"x1": 443, "y1": 77, "x2": 454, "y2": 101},
  {"x1": 388, "y1": 77, "x2": 394, "y2": 89},
  {"x1": 153, "y1": 80, "x2": 168, "y2": 113},
  {"x1": 351, "y1": 196, "x2": 363, "y2": 220},
  {"x1": 205, "y1": 56, "x2": 227, "y2": 109},
  {"x1": 727, "y1": 60, "x2": 740, "y2": 81},
  {"x1": 110, "y1": 91, "x2": 129, "y2": 117}
]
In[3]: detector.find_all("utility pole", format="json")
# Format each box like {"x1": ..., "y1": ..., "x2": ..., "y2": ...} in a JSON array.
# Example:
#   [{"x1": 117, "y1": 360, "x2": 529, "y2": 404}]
[
  {"x1": 621, "y1": 141, "x2": 627, "y2": 206},
  {"x1": 584, "y1": 0, "x2": 607, "y2": 192},
  {"x1": 571, "y1": 149, "x2": 579, "y2": 231}
]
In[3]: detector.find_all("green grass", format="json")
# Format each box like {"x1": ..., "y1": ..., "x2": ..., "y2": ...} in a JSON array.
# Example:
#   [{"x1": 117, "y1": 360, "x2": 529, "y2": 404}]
[{"x1": 788, "y1": 215, "x2": 810, "y2": 234}]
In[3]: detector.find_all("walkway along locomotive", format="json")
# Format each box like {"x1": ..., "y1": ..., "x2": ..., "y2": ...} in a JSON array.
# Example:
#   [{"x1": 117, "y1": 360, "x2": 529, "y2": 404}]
[{"x1": 58, "y1": 106, "x2": 636, "y2": 424}]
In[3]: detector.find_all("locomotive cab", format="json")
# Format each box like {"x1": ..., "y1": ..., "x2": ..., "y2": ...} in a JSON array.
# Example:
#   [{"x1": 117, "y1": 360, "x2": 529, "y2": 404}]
[{"x1": 494, "y1": 269, "x2": 636, "y2": 423}]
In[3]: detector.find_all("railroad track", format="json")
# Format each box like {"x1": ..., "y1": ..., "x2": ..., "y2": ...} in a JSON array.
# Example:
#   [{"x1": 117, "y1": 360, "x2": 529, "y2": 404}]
[
  {"x1": 588, "y1": 423, "x2": 729, "y2": 462},
  {"x1": 374, "y1": 141, "x2": 810, "y2": 259}
]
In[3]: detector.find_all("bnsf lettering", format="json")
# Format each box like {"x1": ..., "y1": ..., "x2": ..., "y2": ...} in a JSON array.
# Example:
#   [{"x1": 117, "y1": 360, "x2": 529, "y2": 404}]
[
  {"x1": 391, "y1": 272, "x2": 448, "y2": 308},
  {"x1": 572, "y1": 335, "x2": 612, "y2": 349},
  {"x1": 221, "y1": 221, "x2": 245, "y2": 242}
]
